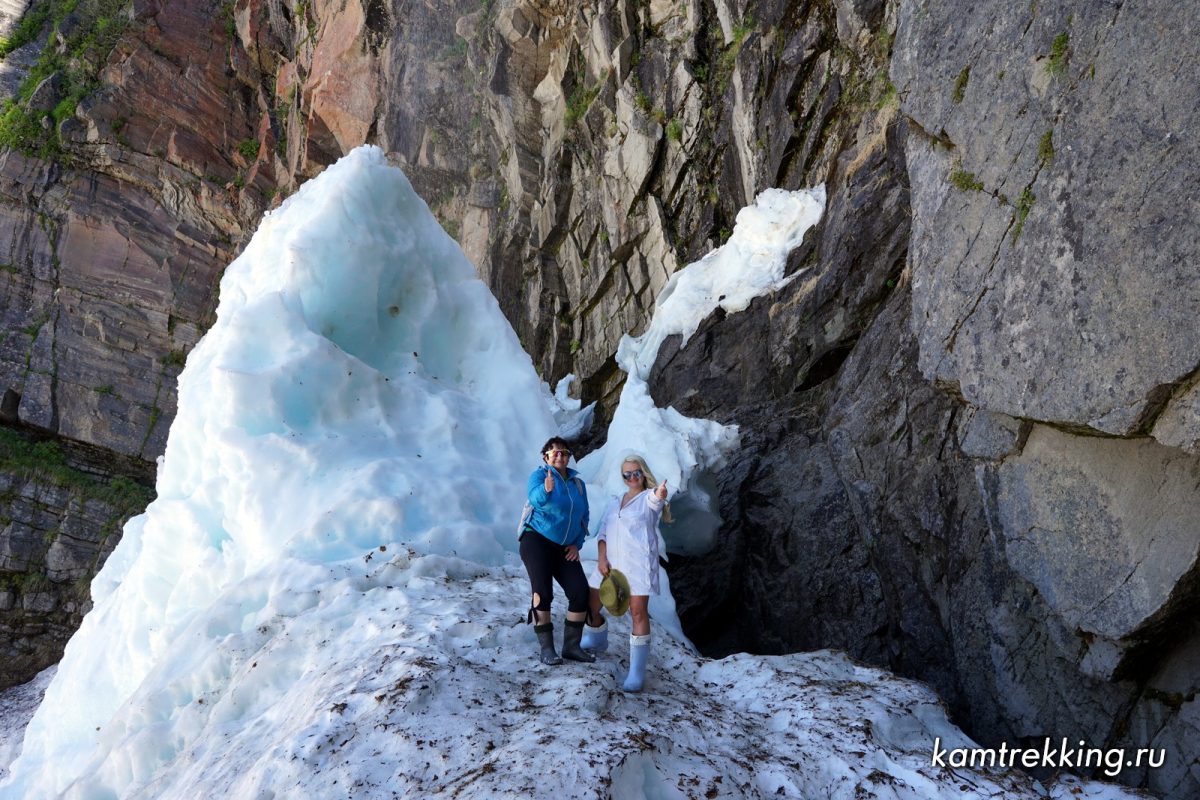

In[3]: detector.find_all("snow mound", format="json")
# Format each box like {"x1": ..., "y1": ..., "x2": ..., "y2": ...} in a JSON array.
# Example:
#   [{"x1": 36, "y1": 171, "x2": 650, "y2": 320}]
[{"x1": 1, "y1": 146, "x2": 553, "y2": 798}]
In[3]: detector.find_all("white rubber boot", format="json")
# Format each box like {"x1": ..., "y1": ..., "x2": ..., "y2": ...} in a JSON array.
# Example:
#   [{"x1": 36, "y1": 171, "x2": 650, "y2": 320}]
[
  {"x1": 622, "y1": 634, "x2": 651, "y2": 692},
  {"x1": 581, "y1": 619, "x2": 608, "y2": 653}
]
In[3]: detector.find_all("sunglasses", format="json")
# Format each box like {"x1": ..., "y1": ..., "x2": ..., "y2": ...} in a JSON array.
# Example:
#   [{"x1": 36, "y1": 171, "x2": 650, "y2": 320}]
[
  {"x1": 621, "y1": 469, "x2": 644, "y2": 480},
  {"x1": 546, "y1": 449, "x2": 571, "y2": 458}
]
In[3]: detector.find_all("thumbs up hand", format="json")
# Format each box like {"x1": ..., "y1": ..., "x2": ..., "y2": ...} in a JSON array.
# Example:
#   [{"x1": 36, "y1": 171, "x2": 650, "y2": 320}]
[
  {"x1": 544, "y1": 469, "x2": 555, "y2": 493},
  {"x1": 655, "y1": 480, "x2": 668, "y2": 500}
]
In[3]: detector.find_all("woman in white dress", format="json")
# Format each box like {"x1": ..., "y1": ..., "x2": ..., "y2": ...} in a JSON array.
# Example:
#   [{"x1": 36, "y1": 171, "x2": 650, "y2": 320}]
[{"x1": 581, "y1": 454, "x2": 670, "y2": 692}]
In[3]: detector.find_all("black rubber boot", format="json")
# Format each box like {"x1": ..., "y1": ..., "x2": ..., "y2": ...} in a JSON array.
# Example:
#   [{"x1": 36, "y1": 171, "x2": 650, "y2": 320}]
[
  {"x1": 562, "y1": 619, "x2": 597, "y2": 662},
  {"x1": 535, "y1": 623, "x2": 562, "y2": 665}
]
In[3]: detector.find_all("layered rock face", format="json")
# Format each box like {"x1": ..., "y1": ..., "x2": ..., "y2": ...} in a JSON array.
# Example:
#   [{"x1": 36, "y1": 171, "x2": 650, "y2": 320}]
[
  {"x1": 0, "y1": 0, "x2": 269, "y2": 684},
  {"x1": 886, "y1": 5, "x2": 1200, "y2": 795},
  {"x1": 0, "y1": 0, "x2": 1198, "y2": 796},
  {"x1": 0, "y1": 428, "x2": 151, "y2": 688}
]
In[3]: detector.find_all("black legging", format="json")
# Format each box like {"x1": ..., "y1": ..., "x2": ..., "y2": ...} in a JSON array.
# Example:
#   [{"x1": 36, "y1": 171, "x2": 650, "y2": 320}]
[{"x1": 519, "y1": 527, "x2": 589, "y2": 614}]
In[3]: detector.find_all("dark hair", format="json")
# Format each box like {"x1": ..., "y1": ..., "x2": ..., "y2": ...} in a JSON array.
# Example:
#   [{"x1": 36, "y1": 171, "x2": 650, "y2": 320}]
[{"x1": 540, "y1": 436, "x2": 571, "y2": 460}]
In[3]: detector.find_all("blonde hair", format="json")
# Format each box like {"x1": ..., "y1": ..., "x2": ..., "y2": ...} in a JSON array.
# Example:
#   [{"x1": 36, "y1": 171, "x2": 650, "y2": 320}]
[{"x1": 621, "y1": 454, "x2": 673, "y2": 523}]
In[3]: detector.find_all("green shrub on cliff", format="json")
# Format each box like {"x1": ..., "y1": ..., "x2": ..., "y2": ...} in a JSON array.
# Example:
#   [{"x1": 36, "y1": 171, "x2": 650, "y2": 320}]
[
  {"x1": 949, "y1": 169, "x2": 984, "y2": 192},
  {"x1": 0, "y1": 1, "x2": 52, "y2": 58},
  {"x1": 0, "y1": 428, "x2": 154, "y2": 513},
  {"x1": 565, "y1": 78, "x2": 602, "y2": 127},
  {"x1": 160, "y1": 349, "x2": 187, "y2": 368},
  {"x1": 1046, "y1": 32, "x2": 1070, "y2": 77},
  {"x1": 17, "y1": 571, "x2": 50, "y2": 594},
  {"x1": 1011, "y1": 187, "x2": 1036, "y2": 242},
  {"x1": 0, "y1": 0, "x2": 131, "y2": 159},
  {"x1": 237, "y1": 138, "x2": 260, "y2": 161},
  {"x1": 952, "y1": 66, "x2": 970, "y2": 103},
  {"x1": 1038, "y1": 129, "x2": 1055, "y2": 164},
  {"x1": 715, "y1": 14, "x2": 755, "y2": 94},
  {"x1": 666, "y1": 117, "x2": 683, "y2": 143}
]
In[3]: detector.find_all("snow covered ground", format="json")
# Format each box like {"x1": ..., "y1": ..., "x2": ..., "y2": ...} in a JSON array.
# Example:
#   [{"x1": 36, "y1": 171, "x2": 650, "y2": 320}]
[
  {"x1": 0, "y1": 560, "x2": 1140, "y2": 799},
  {"x1": 0, "y1": 147, "x2": 1146, "y2": 799}
]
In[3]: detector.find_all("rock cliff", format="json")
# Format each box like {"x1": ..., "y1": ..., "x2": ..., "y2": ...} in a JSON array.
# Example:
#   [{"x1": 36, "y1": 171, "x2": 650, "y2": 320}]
[
  {"x1": 0, "y1": 0, "x2": 1196, "y2": 796},
  {"x1": 662, "y1": 3, "x2": 1200, "y2": 796}
]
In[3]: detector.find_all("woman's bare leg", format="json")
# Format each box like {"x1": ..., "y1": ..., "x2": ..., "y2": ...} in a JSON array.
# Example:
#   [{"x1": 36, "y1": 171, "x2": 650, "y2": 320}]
[
  {"x1": 588, "y1": 587, "x2": 604, "y2": 625},
  {"x1": 629, "y1": 595, "x2": 650, "y2": 636},
  {"x1": 531, "y1": 594, "x2": 550, "y2": 626}
]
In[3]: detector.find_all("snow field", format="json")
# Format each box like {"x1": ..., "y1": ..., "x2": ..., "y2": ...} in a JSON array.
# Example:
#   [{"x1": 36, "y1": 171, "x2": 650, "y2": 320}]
[{"x1": 14, "y1": 548, "x2": 1138, "y2": 799}]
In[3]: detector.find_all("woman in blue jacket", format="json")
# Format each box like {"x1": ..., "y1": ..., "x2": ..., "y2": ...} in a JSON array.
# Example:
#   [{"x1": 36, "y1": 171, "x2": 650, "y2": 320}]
[{"x1": 520, "y1": 436, "x2": 596, "y2": 665}]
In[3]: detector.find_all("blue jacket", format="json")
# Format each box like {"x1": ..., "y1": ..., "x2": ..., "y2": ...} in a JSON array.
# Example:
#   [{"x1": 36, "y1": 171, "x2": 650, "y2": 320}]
[{"x1": 526, "y1": 465, "x2": 589, "y2": 548}]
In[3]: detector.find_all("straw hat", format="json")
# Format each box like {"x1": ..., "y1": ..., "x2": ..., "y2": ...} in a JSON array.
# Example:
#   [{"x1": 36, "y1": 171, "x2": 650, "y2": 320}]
[{"x1": 599, "y1": 568, "x2": 631, "y2": 616}]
